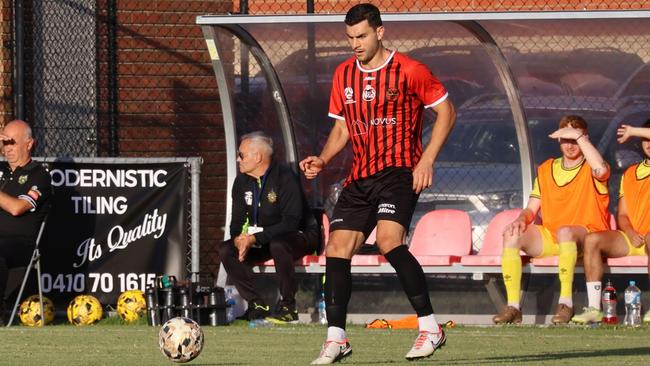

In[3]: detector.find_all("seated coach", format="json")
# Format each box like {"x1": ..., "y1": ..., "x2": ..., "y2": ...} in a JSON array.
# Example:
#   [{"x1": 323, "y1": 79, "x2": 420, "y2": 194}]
[
  {"x1": 0, "y1": 120, "x2": 52, "y2": 324},
  {"x1": 218, "y1": 131, "x2": 320, "y2": 323}
]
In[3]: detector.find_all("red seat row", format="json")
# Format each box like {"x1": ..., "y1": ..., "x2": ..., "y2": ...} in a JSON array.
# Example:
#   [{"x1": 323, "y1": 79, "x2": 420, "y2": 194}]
[{"x1": 254, "y1": 209, "x2": 648, "y2": 271}]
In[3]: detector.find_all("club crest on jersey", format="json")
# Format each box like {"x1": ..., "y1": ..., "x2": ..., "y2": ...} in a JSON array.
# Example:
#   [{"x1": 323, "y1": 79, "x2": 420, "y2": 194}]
[
  {"x1": 362, "y1": 84, "x2": 376, "y2": 101},
  {"x1": 18, "y1": 175, "x2": 28, "y2": 184},
  {"x1": 386, "y1": 88, "x2": 400, "y2": 101},
  {"x1": 267, "y1": 190, "x2": 277, "y2": 204}
]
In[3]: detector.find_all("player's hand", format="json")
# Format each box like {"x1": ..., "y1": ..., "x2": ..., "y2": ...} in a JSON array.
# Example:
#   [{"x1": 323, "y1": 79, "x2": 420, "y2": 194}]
[
  {"x1": 412, "y1": 159, "x2": 433, "y2": 194},
  {"x1": 504, "y1": 218, "x2": 527, "y2": 238},
  {"x1": 617, "y1": 124, "x2": 634, "y2": 144},
  {"x1": 299, "y1": 156, "x2": 325, "y2": 180},
  {"x1": 625, "y1": 229, "x2": 646, "y2": 248},
  {"x1": 548, "y1": 126, "x2": 583, "y2": 141},
  {"x1": 234, "y1": 235, "x2": 254, "y2": 262}
]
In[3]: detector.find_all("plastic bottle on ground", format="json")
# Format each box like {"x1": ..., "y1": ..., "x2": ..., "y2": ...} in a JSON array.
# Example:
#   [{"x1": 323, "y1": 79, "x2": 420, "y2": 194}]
[
  {"x1": 602, "y1": 279, "x2": 618, "y2": 325},
  {"x1": 623, "y1": 280, "x2": 642, "y2": 327}
]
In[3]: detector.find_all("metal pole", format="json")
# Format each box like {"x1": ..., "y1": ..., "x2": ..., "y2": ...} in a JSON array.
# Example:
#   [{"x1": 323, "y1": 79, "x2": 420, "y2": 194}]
[
  {"x1": 190, "y1": 157, "x2": 202, "y2": 282},
  {"x1": 12, "y1": 0, "x2": 25, "y2": 120},
  {"x1": 107, "y1": 0, "x2": 119, "y2": 156}
]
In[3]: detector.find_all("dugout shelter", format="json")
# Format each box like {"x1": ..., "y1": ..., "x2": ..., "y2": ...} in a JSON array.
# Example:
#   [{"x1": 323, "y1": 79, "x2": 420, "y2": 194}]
[{"x1": 197, "y1": 11, "x2": 650, "y2": 323}]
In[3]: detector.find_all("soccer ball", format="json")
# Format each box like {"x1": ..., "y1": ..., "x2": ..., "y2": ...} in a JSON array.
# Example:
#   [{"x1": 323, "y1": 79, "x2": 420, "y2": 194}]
[
  {"x1": 19, "y1": 295, "x2": 55, "y2": 326},
  {"x1": 159, "y1": 317, "x2": 204, "y2": 363},
  {"x1": 67, "y1": 295, "x2": 103, "y2": 325},
  {"x1": 116, "y1": 289, "x2": 146, "y2": 322}
]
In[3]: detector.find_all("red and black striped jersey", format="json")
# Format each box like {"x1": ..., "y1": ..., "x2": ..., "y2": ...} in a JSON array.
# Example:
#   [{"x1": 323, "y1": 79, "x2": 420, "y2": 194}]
[{"x1": 328, "y1": 50, "x2": 448, "y2": 184}]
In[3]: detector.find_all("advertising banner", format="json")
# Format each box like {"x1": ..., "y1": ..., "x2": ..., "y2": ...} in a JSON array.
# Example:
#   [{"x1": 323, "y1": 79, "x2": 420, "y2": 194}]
[{"x1": 38, "y1": 161, "x2": 188, "y2": 306}]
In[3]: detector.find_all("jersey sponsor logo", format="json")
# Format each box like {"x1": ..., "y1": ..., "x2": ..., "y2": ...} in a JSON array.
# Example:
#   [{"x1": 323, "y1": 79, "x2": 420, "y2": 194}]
[
  {"x1": 18, "y1": 174, "x2": 28, "y2": 184},
  {"x1": 344, "y1": 87, "x2": 355, "y2": 104},
  {"x1": 352, "y1": 120, "x2": 368, "y2": 136},
  {"x1": 267, "y1": 190, "x2": 277, "y2": 203},
  {"x1": 386, "y1": 88, "x2": 400, "y2": 101},
  {"x1": 377, "y1": 203, "x2": 396, "y2": 215},
  {"x1": 364, "y1": 76, "x2": 375, "y2": 81},
  {"x1": 362, "y1": 84, "x2": 376, "y2": 101},
  {"x1": 244, "y1": 191, "x2": 253, "y2": 206},
  {"x1": 369, "y1": 117, "x2": 397, "y2": 126}
]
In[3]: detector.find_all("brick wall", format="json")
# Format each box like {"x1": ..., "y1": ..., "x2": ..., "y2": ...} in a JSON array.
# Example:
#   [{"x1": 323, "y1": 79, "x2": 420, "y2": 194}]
[
  {"x1": 105, "y1": 0, "x2": 234, "y2": 275},
  {"x1": 238, "y1": 0, "x2": 650, "y2": 13},
  {"x1": 0, "y1": 0, "x2": 11, "y2": 125}
]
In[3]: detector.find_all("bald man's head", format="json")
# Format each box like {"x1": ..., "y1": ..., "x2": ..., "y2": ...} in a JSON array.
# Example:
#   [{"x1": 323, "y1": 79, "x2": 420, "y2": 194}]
[{"x1": 2, "y1": 119, "x2": 34, "y2": 170}]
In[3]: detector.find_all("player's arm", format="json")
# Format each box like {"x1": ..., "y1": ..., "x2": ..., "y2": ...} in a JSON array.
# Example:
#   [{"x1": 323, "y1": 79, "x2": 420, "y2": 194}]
[
  {"x1": 0, "y1": 190, "x2": 34, "y2": 216},
  {"x1": 617, "y1": 193, "x2": 645, "y2": 247},
  {"x1": 412, "y1": 99, "x2": 456, "y2": 193},
  {"x1": 549, "y1": 127, "x2": 609, "y2": 180},
  {"x1": 505, "y1": 197, "x2": 540, "y2": 237},
  {"x1": 300, "y1": 119, "x2": 349, "y2": 180},
  {"x1": 617, "y1": 124, "x2": 650, "y2": 143}
]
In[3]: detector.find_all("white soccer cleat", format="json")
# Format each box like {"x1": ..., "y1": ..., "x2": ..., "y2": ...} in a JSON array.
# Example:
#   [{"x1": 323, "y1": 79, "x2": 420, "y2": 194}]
[
  {"x1": 405, "y1": 329, "x2": 446, "y2": 360},
  {"x1": 310, "y1": 339, "x2": 352, "y2": 364}
]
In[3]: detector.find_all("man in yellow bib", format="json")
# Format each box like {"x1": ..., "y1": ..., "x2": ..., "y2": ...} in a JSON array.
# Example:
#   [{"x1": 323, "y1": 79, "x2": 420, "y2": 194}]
[
  {"x1": 493, "y1": 115, "x2": 610, "y2": 324},
  {"x1": 573, "y1": 120, "x2": 650, "y2": 324}
]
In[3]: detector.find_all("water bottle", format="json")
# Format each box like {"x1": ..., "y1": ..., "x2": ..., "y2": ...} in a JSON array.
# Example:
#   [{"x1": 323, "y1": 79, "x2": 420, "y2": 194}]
[
  {"x1": 317, "y1": 293, "x2": 327, "y2": 325},
  {"x1": 224, "y1": 286, "x2": 236, "y2": 324},
  {"x1": 623, "y1": 280, "x2": 642, "y2": 327},
  {"x1": 249, "y1": 318, "x2": 273, "y2": 328},
  {"x1": 602, "y1": 280, "x2": 618, "y2": 325}
]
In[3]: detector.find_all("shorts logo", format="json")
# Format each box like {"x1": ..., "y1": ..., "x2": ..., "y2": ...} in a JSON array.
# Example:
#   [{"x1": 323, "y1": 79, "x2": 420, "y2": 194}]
[
  {"x1": 362, "y1": 84, "x2": 376, "y2": 102},
  {"x1": 377, "y1": 203, "x2": 396, "y2": 215},
  {"x1": 386, "y1": 88, "x2": 399, "y2": 101},
  {"x1": 244, "y1": 191, "x2": 253, "y2": 206},
  {"x1": 330, "y1": 218, "x2": 343, "y2": 224},
  {"x1": 351, "y1": 120, "x2": 368, "y2": 136}
]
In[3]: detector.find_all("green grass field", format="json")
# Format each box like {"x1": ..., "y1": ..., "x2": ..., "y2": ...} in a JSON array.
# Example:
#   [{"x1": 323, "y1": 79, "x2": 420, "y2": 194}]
[{"x1": 3, "y1": 320, "x2": 650, "y2": 365}]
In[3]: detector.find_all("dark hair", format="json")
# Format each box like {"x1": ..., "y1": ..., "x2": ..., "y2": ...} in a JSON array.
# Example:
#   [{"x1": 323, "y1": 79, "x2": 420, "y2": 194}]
[
  {"x1": 559, "y1": 115, "x2": 588, "y2": 131},
  {"x1": 643, "y1": 118, "x2": 650, "y2": 128},
  {"x1": 344, "y1": 3, "x2": 382, "y2": 28}
]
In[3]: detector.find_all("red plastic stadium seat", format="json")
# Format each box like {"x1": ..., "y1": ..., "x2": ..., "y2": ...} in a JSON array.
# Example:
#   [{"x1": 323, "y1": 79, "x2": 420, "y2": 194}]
[
  {"x1": 607, "y1": 256, "x2": 648, "y2": 267},
  {"x1": 460, "y1": 209, "x2": 522, "y2": 266},
  {"x1": 409, "y1": 209, "x2": 472, "y2": 266}
]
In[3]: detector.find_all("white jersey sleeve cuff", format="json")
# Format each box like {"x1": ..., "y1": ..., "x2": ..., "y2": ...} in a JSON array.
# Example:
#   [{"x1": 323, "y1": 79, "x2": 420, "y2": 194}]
[
  {"x1": 328, "y1": 112, "x2": 345, "y2": 121},
  {"x1": 18, "y1": 195, "x2": 37, "y2": 212},
  {"x1": 424, "y1": 93, "x2": 448, "y2": 109}
]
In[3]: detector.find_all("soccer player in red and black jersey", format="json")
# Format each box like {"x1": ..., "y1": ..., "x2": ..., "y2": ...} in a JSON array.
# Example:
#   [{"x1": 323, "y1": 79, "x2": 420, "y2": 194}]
[{"x1": 300, "y1": 4, "x2": 456, "y2": 364}]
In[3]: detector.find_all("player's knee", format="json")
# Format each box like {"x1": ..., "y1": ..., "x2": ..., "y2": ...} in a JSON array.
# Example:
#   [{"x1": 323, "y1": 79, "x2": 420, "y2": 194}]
[
  {"x1": 583, "y1": 233, "x2": 602, "y2": 254},
  {"x1": 556, "y1": 226, "x2": 580, "y2": 242}
]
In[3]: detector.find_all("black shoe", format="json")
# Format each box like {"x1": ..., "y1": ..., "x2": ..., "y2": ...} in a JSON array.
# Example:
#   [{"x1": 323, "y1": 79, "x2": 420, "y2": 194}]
[
  {"x1": 266, "y1": 305, "x2": 298, "y2": 324},
  {"x1": 248, "y1": 300, "x2": 270, "y2": 320}
]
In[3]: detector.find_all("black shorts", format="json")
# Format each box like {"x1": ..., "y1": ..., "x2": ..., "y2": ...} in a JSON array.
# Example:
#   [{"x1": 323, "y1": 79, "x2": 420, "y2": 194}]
[{"x1": 330, "y1": 167, "x2": 419, "y2": 238}]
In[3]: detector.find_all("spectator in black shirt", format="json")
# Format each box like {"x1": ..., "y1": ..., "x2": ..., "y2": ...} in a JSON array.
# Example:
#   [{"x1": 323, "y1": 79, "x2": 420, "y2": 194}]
[
  {"x1": 0, "y1": 120, "x2": 52, "y2": 323},
  {"x1": 218, "y1": 131, "x2": 319, "y2": 323}
]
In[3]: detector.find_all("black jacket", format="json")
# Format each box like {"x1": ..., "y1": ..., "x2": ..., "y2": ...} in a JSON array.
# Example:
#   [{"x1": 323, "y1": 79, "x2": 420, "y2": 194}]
[{"x1": 229, "y1": 162, "x2": 319, "y2": 246}]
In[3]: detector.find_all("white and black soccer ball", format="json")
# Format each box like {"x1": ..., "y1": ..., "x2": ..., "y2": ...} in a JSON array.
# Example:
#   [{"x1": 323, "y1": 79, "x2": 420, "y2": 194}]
[{"x1": 159, "y1": 317, "x2": 204, "y2": 363}]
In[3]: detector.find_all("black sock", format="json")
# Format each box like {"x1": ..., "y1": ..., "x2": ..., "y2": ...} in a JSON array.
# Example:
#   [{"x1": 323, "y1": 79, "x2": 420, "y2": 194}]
[
  {"x1": 325, "y1": 257, "x2": 351, "y2": 329},
  {"x1": 384, "y1": 245, "x2": 433, "y2": 317}
]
